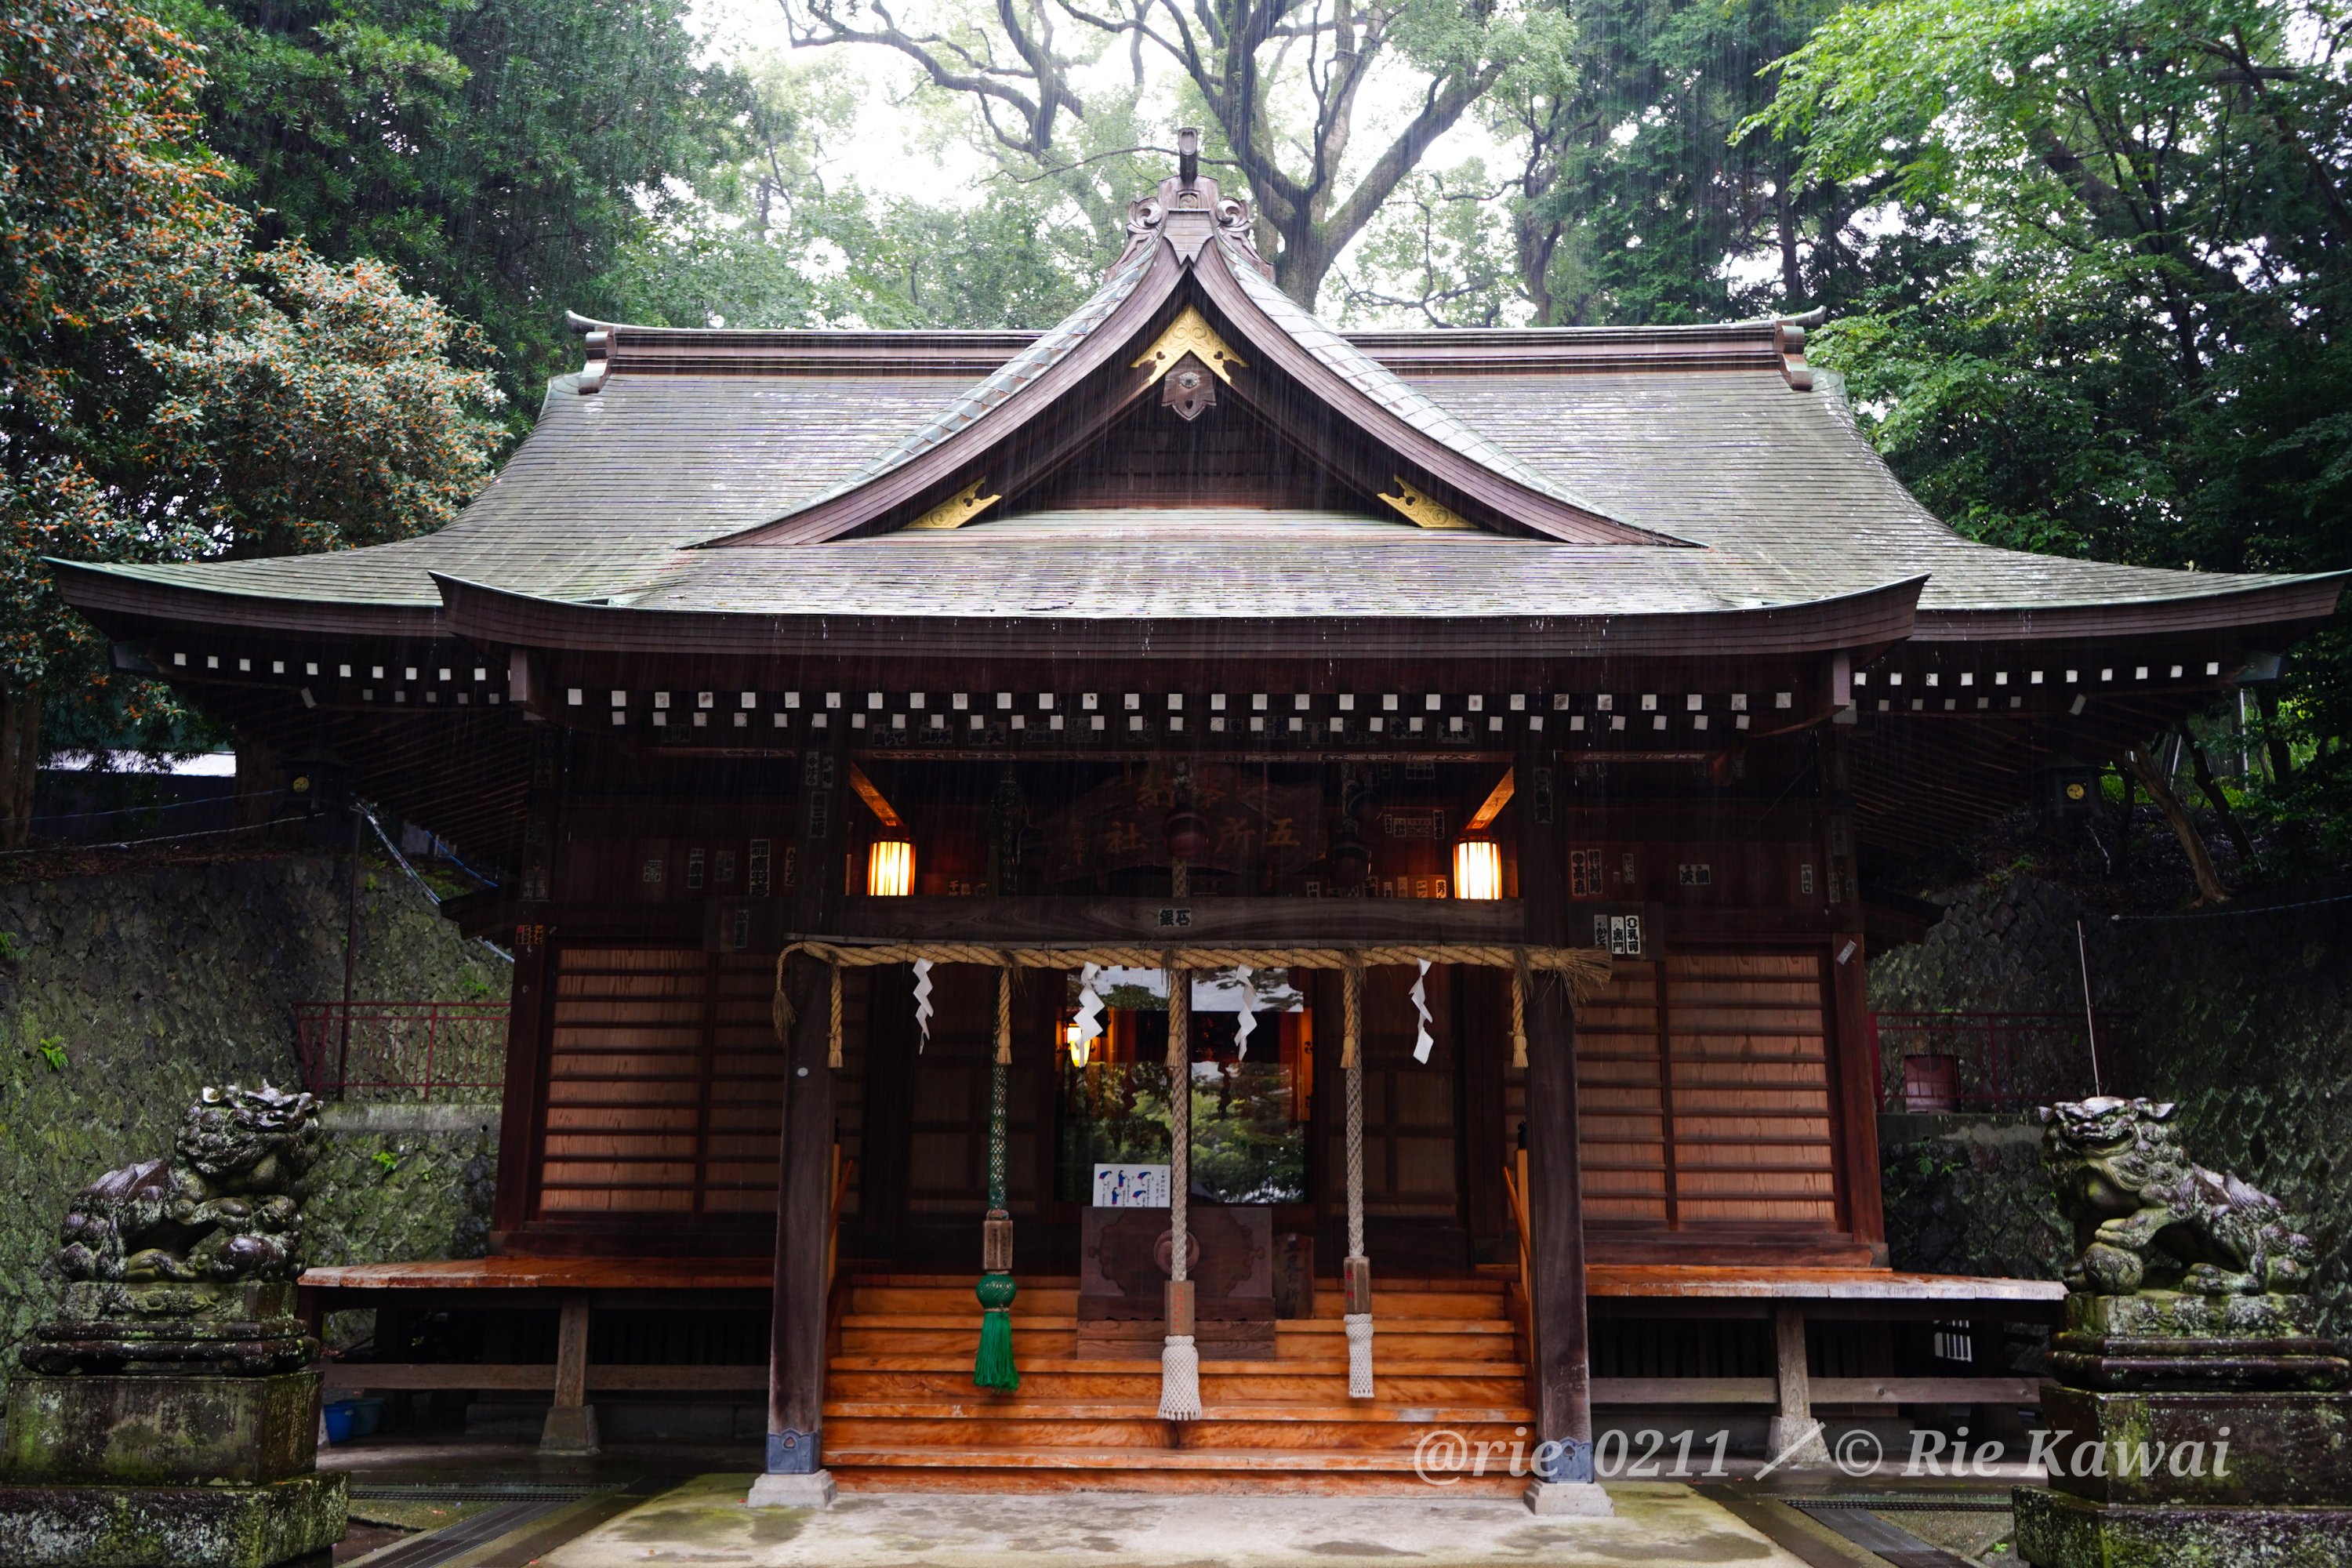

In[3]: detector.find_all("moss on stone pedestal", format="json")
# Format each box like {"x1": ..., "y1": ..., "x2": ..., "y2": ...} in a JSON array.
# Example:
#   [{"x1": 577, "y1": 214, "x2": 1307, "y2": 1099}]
[
  {"x1": 0, "y1": 1472, "x2": 346, "y2": 1568},
  {"x1": 2, "y1": 1374, "x2": 320, "y2": 1486},
  {"x1": 2014, "y1": 1486, "x2": 2352, "y2": 1568}
]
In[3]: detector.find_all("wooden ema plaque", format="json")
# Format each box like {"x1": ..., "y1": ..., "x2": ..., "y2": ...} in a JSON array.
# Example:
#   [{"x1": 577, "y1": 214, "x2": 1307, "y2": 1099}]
[{"x1": 1077, "y1": 1207, "x2": 1275, "y2": 1360}]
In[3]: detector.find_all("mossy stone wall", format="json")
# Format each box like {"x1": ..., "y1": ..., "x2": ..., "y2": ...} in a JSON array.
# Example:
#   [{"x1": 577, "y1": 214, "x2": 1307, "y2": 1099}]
[
  {"x1": 0, "y1": 854, "x2": 501, "y2": 1396},
  {"x1": 1871, "y1": 874, "x2": 2352, "y2": 1337}
]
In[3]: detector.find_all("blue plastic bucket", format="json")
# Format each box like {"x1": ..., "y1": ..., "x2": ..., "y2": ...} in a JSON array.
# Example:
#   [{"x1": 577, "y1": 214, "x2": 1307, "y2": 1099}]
[{"x1": 322, "y1": 1400, "x2": 362, "y2": 1443}]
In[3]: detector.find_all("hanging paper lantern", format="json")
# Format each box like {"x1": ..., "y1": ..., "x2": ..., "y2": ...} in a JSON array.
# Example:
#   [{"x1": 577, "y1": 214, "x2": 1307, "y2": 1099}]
[
  {"x1": 1453, "y1": 840, "x2": 1502, "y2": 901},
  {"x1": 867, "y1": 837, "x2": 915, "y2": 897}
]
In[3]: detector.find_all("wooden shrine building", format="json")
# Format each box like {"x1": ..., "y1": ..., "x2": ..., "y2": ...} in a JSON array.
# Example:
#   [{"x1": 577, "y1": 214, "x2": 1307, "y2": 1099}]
[{"x1": 58, "y1": 144, "x2": 2345, "y2": 1501}]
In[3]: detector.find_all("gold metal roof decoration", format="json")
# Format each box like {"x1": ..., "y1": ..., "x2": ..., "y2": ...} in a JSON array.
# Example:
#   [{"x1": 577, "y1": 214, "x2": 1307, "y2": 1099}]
[
  {"x1": 1131, "y1": 307, "x2": 1247, "y2": 386},
  {"x1": 904, "y1": 477, "x2": 1003, "y2": 531},
  {"x1": 1378, "y1": 477, "x2": 1477, "y2": 531}
]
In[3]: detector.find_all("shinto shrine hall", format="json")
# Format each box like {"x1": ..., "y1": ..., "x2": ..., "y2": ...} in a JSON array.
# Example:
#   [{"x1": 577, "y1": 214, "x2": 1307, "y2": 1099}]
[{"x1": 57, "y1": 141, "x2": 2344, "y2": 1510}]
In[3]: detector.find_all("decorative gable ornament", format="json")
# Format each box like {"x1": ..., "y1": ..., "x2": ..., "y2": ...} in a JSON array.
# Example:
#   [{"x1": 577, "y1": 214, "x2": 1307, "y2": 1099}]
[
  {"x1": 1378, "y1": 477, "x2": 1476, "y2": 532},
  {"x1": 1132, "y1": 307, "x2": 1246, "y2": 386},
  {"x1": 906, "y1": 478, "x2": 1003, "y2": 532}
]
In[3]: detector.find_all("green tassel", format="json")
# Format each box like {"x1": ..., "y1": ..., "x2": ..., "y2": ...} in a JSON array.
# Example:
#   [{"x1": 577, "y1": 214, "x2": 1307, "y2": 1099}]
[{"x1": 975, "y1": 1271, "x2": 1019, "y2": 1390}]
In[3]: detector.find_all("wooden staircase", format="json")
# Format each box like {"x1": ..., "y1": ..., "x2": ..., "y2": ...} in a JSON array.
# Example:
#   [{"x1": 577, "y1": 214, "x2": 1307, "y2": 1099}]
[{"x1": 823, "y1": 1274, "x2": 1533, "y2": 1494}]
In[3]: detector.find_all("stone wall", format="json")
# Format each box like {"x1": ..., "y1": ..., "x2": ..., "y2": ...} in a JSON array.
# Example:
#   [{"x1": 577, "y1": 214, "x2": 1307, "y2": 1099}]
[
  {"x1": 0, "y1": 853, "x2": 502, "y2": 1393},
  {"x1": 1871, "y1": 873, "x2": 2352, "y2": 1337}
]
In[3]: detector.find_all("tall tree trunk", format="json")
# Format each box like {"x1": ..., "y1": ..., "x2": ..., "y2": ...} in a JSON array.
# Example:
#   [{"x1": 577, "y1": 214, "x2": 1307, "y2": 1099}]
[
  {"x1": 0, "y1": 689, "x2": 38, "y2": 850},
  {"x1": 2257, "y1": 688, "x2": 2296, "y2": 785},
  {"x1": 2111, "y1": 763, "x2": 2132, "y2": 876},
  {"x1": 2178, "y1": 724, "x2": 2255, "y2": 863},
  {"x1": 2129, "y1": 745, "x2": 2229, "y2": 905},
  {"x1": 234, "y1": 740, "x2": 285, "y2": 829}
]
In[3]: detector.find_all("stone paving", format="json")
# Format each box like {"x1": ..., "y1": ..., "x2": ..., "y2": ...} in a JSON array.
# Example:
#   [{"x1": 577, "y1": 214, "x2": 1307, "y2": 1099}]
[{"x1": 541, "y1": 1477, "x2": 1816, "y2": 1567}]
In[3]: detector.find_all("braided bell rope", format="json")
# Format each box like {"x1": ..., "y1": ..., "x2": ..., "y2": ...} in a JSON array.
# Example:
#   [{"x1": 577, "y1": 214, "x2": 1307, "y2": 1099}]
[{"x1": 1165, "y1": 953, "x2": 1191, "y2": 1287}]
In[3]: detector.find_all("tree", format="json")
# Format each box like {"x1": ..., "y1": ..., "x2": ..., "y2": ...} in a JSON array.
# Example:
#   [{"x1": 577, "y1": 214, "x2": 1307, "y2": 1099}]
[
  {"x1": 162, "y1": 0, "x2": 745, "y2": 414},
  {"x1": 1755, "y1": 0, "x2": 2352, "y2": 873},
  {"x1": 781, "y1": 0, "x2": 1530, "y2": 309},
  {"x1": 595, "y1": 60, "x2": 1110, "y2": 332},
  {"x1": 1334, "y1": 0, "x2": 1874, "y2": 328},
  {"x1": 0, "y1": 0, "x2": 503, "y2": 845}
]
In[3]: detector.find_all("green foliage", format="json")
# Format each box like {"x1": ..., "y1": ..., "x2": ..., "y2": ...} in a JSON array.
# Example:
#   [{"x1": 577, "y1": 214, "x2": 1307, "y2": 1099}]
[
  {"x1": 597, "y1": 60, "x2": 1108, "y2": 333},
  {"x1": 0, "y1": 0, "x2": 505, "y2": 771},
  {"x1": 1756, "y1": 0, "x2": 2352, "y2": 866},
  {"x1": 34, "y1": 1038, "x2": 67, "y2": 1073},
  {"x1": 0, "y1": 933, "x2": 20, "y2": 962},
  {"x1": 371, "y1": 1149, "x2": 401, "y2": 1174},
  {"x1": 162, "y1": 0, "x2": 743, "y2": 415}
]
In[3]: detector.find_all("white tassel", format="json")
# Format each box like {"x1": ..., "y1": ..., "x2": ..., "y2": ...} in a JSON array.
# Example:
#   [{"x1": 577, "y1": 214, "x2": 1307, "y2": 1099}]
[
  {"x1": 1345, "y1": 1312, "x2": 1374, "y2": 1399},
  {"x1": 1159, "y1": 1334, "x2": 1202, "y2": 1420}
]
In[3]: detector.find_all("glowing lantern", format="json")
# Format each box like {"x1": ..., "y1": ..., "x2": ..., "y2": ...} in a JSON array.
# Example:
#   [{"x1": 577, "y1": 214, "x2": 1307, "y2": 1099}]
[
  {"x1": 867, "y1": 838, "x2": 915, "y2": 898},
  {"x1": 1065, "y1": 1019, "x2": 1091, "y2": 1068},
  {"x1": 1453, "y1": 840, "x2": 1503, "y2": 901}
]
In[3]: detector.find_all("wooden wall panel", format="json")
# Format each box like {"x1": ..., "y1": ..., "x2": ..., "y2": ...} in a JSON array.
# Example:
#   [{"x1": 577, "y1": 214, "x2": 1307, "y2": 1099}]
[
  {"x1": 1570, "y1": 949, "x2": 1838, "y2": 1233},
  {"x1": 536, "y1": 947, "x2": 787, "y2": 1219},
  {"x1": 1662, "y1": 952, "x2": 1837, "y2": 1228},
  {"x1": 1575, "y1": 959, "x2": 1669, "y2": 1225}
]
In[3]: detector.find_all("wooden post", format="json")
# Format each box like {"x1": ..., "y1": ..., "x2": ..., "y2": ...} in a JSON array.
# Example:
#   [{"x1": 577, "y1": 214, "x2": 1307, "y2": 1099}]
[
  {"x1": 490, "y1": 926, "x2": 551, "y2": 1244},
  {"x1": 1516, "y1": 750, "x2": 1610, "y2": 1515},
  {"x1": 1769, "y1": 1304, "x2": 1827, "y2": 1465},
  {"x1": 1828, "y1": 930, "x2": 1886, "y2": 1258},
  {"x1": 755, "y1": 743, "x2": 845, "y2": 1507},
  {"x1": 539, "y1": 1291, "x2": 597, "y2": 1454}
]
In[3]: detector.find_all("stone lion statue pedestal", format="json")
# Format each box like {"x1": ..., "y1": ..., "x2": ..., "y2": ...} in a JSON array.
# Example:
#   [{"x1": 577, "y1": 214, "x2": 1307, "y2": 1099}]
[
  {"x1": 2013, "y1": 1098, "x2": 2352, "y2": 1567},
  {"x1": 0, "y1": 1085, "x2": 347, "y2": 1568}
]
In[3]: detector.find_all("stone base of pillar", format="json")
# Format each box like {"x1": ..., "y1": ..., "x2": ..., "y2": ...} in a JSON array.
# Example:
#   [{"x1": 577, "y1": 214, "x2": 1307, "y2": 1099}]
[
  {"x1": 1523, "y1": 1480, "x2": 1613, "y2": 1517},
  {"x1": 748, "y1": 1471, "x2": 837, "y2": 1509},
  {"x1": 538, "y1": 1405, "x2": 599, "y2": 1456},
  {"x1": 1765, "y1": 1417, "x2": 1829, "y2": 1467}
]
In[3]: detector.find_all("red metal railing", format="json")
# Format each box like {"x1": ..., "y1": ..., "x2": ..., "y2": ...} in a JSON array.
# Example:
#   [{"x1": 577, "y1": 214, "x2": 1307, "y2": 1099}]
[
  {"x1": 295, "y1": 1000, "x2": 508, "y2": 1102},
  {"x1": 1871, "y1": 1011, "x2": 2129, "y2": 1114}
]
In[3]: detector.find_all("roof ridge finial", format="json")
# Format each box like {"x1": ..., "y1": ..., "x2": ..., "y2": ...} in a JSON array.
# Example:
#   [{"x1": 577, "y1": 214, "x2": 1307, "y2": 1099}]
[{"x1": 1177, "y1": 126, "x2": 1200, "y2": 189}]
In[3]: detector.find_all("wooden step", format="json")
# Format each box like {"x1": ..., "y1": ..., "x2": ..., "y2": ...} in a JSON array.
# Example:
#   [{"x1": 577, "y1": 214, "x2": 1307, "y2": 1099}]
[
  {"x1": 829, "y1": 1465, "x2": 1526, "y2": 1498},
  {"x1": 826, "y1": 1368, "x2": 1529, "y2": 1405},
  {"x1": 851, "y1": 1287, "x2": 1505, "y2": 1320},
  {"x1": 823, "y1": 1415, "x2": 1532, "y2": 1451},
  {"x1": 826, "y1": 1442, "x2": 1525, "y2": 1477},
  {"x1": 823, "y1": 1399, "x2": 1531, "y2": 1423},
  {"x1": 826, "y1": 1271, "x2": 1532, "y2": 1495}
]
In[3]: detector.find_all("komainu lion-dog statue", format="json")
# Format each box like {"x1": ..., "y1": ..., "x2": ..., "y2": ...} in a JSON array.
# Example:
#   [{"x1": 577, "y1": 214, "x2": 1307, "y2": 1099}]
[
  {"x1": 2042, "y1": 1095, "x2": 2315, "y2": 1297},
  {"x1": 54, "y1": 1082, "x2": 322, "y2": 1286}
]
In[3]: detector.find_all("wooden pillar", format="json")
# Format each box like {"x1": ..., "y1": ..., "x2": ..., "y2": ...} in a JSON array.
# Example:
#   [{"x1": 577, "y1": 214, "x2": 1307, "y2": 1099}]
[
  {"x1": 539, "y1": 1291, "x2": 597, "y2": 1454},
  {"x1": 1769, "y1": 1303, "x2": 1828, "y2": 1464},
  {"x1": 1829, "y1": 929, "x2": 1886, "y2": 1258},
  {"x1": 1516, "y1": 750, "x2": 1607, "y2": 1513},
  {"x1": 757, "y1": 742, "x2": 846, "y2": 1504},
  {"x1": 490, "y1": 924, "x2": 551, "y2": 1243}
]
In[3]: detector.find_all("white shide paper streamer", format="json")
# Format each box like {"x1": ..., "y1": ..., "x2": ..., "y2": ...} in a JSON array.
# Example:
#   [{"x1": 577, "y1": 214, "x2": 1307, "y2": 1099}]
[
  {"x1": 1230, "y1": 965, "x2": 1257, "y2": 1058},
  {"x1": 910, "y1": 959, "x2": 935, "y2": 1051},
  {"x1": 1410, "y1": 958, "x2": 1435, "y2": 1063},
  {"x1": 1074, "y1": 963, "x2": 1105, "y2": 1052}
]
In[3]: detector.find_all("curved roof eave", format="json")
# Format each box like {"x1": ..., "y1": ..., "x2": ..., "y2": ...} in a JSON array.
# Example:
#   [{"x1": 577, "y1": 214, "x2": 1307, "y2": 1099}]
[
  {"x1": 429, "y1": 572, "x2": 1926, "y2": 662},
  {"x1": 52, "y1": 559, "x2": 450, "y2": 639},
  {"x1": 1909, "y1": 570, "x2": 2349, "y2": 642}
]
